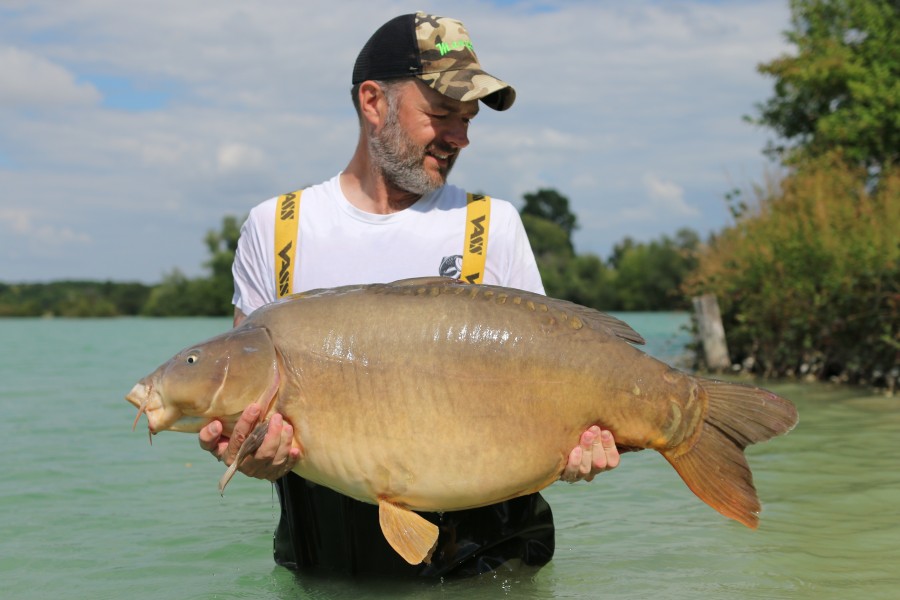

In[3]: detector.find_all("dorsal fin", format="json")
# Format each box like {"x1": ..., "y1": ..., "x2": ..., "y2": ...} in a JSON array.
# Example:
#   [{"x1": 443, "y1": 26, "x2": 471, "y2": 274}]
[
  {"x1": 389, "y1": 276, "x2": 461, "y2": 287},
  {"x1": 553, "y1": 301, "x2": 646, "y2": 345}
]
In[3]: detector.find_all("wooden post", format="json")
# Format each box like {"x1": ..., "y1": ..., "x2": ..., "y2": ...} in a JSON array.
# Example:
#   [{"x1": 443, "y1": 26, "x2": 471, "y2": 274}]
[{"x1": 692, "y1": 294, "x2": 731, "y2": 372}]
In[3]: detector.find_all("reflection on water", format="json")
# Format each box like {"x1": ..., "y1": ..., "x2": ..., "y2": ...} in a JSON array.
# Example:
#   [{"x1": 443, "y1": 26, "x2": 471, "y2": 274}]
[{"x1": 1, "y1": 318, "x2": 898, "y2": 599}]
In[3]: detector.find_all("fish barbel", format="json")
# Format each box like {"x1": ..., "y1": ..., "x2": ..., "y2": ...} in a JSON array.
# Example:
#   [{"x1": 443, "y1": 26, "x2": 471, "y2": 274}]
[{"x1": 126, "y1": 277, "x2": 798, "y2": 564}]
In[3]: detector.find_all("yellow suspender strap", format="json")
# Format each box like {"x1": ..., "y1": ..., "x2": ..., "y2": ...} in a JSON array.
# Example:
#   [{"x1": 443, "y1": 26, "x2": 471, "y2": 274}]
[
  {"x1": 461, "y1": 193, "x2": 491, "y2": 284},
  {"x1": 274, "y1": 190, "x2": 302, "y2": 298}
]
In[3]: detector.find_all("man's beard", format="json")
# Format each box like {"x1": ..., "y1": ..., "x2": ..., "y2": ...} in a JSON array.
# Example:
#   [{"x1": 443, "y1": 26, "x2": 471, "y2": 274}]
[{"x1": 368, "y1": 108, "x2": 456, "y2": 196}]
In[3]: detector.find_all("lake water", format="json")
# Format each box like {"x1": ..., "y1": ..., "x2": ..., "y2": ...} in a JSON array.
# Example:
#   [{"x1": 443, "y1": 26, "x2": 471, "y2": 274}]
[{"x1": 1, "y1": 315, "x2": 898, "y2": 599}]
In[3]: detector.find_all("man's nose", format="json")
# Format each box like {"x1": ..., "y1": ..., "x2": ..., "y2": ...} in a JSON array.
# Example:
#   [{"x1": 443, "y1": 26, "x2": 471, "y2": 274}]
[{"x1": 444, "y1": 120, "x2": 470, "y2": 149}]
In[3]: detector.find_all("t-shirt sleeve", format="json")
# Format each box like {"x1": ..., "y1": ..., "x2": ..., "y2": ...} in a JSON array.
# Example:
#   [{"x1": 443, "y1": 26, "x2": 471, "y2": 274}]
[{"x1": 232, "y1": 203, "x2": 276, "y2": 315}]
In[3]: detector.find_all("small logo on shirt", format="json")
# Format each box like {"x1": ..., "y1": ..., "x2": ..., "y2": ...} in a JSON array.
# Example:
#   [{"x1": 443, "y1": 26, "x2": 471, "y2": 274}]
[{"x1": 439, "y1": 255, "x2": 462, "y2": 278}]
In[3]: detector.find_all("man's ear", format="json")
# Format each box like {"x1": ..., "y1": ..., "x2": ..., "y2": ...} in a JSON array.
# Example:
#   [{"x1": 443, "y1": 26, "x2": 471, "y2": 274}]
[{"x1": 358, "y1": 80, "x2": 388, "y2": 131}]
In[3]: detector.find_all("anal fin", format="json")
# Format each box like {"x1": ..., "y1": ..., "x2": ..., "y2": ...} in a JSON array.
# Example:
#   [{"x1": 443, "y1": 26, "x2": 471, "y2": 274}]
[{"x1": 378, "y1": 499, "x2": 439, "y2": 565}]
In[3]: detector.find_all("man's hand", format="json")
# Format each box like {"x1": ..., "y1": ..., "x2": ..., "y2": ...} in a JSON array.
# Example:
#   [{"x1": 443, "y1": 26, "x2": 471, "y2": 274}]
[
  {"x1": 199, "y1": 404, "x2": 301, "y2": 481},
  {"x1": 560, "y1": 426, "x2": 620, "y2": 483}
]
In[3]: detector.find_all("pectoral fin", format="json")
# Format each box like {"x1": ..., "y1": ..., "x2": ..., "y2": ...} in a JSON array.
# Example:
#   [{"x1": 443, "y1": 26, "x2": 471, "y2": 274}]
[
  {"x1": 378, "y1": 499, "x2": 439, "y2": 565},
  {"x1": 217, "y1": 420, "x2": 270, "y2": 495}
]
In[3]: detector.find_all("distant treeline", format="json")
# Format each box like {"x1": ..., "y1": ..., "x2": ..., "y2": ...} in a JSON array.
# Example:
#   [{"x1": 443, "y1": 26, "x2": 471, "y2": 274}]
[
  {"x1": 0, "y1": 215, "x2": 241, "y2": 318},
  {"x1": 0, "y1": 206, "x2": 700, "y2": 318},
  {"x1": 0, "y1": 277, "x2": 232, "y2": 318},
  {"x1": 0, "y1": 280, "x2": 153, "y2": 317}
]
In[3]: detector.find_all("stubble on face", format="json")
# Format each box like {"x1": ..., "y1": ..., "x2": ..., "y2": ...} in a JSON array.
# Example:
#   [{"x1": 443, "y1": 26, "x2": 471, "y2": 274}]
[{"x1": 367, "y1": 84, "x2": 457, "y2": 196}]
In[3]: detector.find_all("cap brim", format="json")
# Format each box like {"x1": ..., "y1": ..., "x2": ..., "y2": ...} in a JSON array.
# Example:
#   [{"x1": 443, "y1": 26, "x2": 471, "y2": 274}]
[{"x1": 418, "y1": 69, "x2": 516, "y2": 111}]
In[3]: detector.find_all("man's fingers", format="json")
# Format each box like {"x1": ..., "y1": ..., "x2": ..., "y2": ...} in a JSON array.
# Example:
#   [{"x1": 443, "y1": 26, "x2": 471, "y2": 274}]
[
  {"x1": 237, "y1": 413, "x2": 298, "y2": 480},
  {"x1": 223, "y1": 404, "x2": 261, "y2": 465},
  {"x1": 202, "y1": 404, "x2": 297, "y2": 481},
  {"x1": 198, "y1": 420, "x2": 222, "y2": 453},
  {"x1": 276, "y1": 421, "x2": 299, "y2": 466},
  {"x1": 266, "y1": 418, "x2": 300, "y2": 477},
  {"x1": 256, "y1": 413, "x2": 285, "y2": 460},
  {"x1": 596, "y1": 429, "x2": 620, "y2": 471},
  {"x1": 561, "y1": 426, "x2": 597, "y2": 482},
  {"x1": 560, "y1": 426, "x2": 619, "y2": 483},
  {"x1": 580, "y1": 433, "x2": 594, "y2": 472},
  {"x1": 562, "y1": 446, "x2": 583, "y2": 482},
  {"x1": 266, "y1": 415, "x2": 300, "y2": 471},
  {"x1": 580, "y1": 426, "x2": 600, "y2": 481},
  {"x1": 272, "y1": 422, "x2": 291, "y2": 465}
]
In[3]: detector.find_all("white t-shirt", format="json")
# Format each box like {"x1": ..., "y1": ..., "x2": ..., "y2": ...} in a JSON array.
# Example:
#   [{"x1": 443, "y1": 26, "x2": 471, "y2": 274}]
[{"x1": 232, "y1": 174, "x2": 544, "y2": 315}]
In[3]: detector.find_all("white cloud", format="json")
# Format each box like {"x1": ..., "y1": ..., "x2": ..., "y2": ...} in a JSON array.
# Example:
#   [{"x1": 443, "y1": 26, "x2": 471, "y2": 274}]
[
  {"x1": 608, "y1": 173, "x2": 699, "y2": 227},
  {"x1": 642, "y1": 173, "x2": 700, "y2": 217},
  {"x1": 216, "y1": 142, "x2": 266, "y2": 174},
  {"x1": 0, "y1": 208, "x2": 92, "y2": 246},
  {"x1": 0, "y1": 46, "x2": 101, "y2": 109}
]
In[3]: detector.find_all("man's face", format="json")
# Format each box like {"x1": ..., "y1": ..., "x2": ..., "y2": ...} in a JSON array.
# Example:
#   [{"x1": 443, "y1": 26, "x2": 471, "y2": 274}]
[{"x1": 368, "y1": 79, "x2": 479, "y2": 195}]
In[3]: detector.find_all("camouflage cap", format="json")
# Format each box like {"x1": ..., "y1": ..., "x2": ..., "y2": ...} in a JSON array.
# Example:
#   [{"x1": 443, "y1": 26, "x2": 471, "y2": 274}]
[{"x1": 351, "y1": 12, "x2": 515, "y2": 111}]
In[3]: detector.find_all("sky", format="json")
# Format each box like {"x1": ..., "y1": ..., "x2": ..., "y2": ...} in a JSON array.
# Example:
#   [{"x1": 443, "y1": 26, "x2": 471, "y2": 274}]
[{"x1": 0, "y1": 0, "x2": 792, "y2": 284}]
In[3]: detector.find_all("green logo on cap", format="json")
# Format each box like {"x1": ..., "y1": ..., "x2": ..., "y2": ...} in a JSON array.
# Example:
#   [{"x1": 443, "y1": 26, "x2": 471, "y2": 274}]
[{"x1": 436, "y1": 39, "x2": 474, "y2": 56}]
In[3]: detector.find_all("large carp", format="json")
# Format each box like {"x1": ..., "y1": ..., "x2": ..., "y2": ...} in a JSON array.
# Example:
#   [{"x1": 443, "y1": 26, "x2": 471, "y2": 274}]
[{"x1": 126, "y1": 277, "x2": 797, "y2": 564}]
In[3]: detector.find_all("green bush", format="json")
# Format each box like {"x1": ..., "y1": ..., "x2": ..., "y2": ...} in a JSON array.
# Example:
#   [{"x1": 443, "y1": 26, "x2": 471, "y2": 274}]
[{"x1": 685, "y1": 155, "x2": 899, "y2": 384}]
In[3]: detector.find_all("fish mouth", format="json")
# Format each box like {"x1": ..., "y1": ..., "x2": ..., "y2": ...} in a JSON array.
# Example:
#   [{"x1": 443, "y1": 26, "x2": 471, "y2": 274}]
[
  {"x1": 126, "y1": 381, "x2": 207, "y2": 434},
  {"x1": 126, "y1": 381, "x2": 162, "y2": 433}
]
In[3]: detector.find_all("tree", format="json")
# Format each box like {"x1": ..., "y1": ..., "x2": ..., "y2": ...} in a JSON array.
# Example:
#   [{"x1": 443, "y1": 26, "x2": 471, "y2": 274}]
[
  {"x1": 141, "y1": 269, "x2": 201, "y2": 316},
  {"x1": 203, "y1": 215, "x2": 242, "y2": 315},
  {"x1": 518, "y1": 187, "x2": 699, "y2": 311},
  {"x1": 519, "y1": 191, "x2": 579, "y2": 300},
  {"x1": 141, "y1": 215, "x2": 242, "y2": 316},
  {"x1": 562, "y1": 254, "x2": 619, "y2": 310},
  {"x1": 608, "y1": 237, "x2": 638, "y2": 271},
  {"x1": 684, "y1": 157, "x2": 899, "y2": 383},
  {"x1": 750, "y1": 0, "x2": 900, "y2": 173},
  {"x1": 520, "y1": 213, "x2": 575, "y2": 300},
  {"x1": 612, "y1": 229, "x2": 700, "y2": 311},
  {"x1": 521, "y1": 189, "x2": 578, "y2": 249},
  {"x1": 520, "y1": 213, "x2": 574, "y2": 262}
]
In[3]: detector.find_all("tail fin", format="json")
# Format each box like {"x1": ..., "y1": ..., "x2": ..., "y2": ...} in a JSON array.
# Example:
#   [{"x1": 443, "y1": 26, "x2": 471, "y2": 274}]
[{"x1": 661, "y1": 379, "x2": 798, "y2": 528}]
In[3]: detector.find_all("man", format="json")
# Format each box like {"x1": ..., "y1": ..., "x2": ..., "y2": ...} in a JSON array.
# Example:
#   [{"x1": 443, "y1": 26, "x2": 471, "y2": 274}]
[{"x1": 199, "y1": 12, "x2": 619, "y2": 577}]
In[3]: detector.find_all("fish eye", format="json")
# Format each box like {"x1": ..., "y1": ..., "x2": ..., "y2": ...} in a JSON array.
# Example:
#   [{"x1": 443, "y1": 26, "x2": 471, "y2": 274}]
[{"x1": 186, "y1": 353, "x2": 199, "y2": 365}]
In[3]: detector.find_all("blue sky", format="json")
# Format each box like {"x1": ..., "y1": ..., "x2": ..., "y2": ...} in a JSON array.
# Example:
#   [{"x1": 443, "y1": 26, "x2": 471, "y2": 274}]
[{"x1": 0, "y1": 0, "x2": 790, "y2": 283}]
